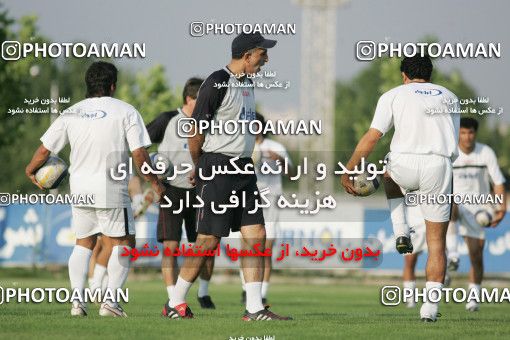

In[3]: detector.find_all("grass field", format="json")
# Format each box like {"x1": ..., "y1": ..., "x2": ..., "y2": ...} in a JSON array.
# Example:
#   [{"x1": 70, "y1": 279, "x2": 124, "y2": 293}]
[{"x1": 1, "y1": 273, "x2": 510, "y2": 339}]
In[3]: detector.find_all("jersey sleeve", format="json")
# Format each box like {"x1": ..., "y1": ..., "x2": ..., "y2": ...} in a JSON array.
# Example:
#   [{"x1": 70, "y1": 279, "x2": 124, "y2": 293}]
[
  {"x1": 146, "y1": 111, "x2": 178, "y2": 144},
  {"x1": 484, "y1": 146, "x2": 506, "y2": 186},
  {"x1": 125, "y1": 109, "x2": 151, "y2": 151},
  {"x1": 450, "y1": 103, "x2": 461, "y2": 163},
  {"x1": 191, "y1": 70, "x2": 229, "y2": 123},
  {"x1": 40, "y1": 116, "x2": 69, "y2": 154},
  {"x1": 370, "y1": 91, "x2": 394, "y2": 135}
]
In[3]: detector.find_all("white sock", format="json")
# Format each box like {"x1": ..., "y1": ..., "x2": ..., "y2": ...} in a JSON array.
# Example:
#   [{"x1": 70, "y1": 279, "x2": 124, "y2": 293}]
[
  {"x1": 420, "y1": 281, "x2": 442, "y2": 317},
  {"x1": 101, "y1": 274, "x2": 108, "y2": 292},
  {"x1": 403, "y1": 280, "x2": 416, "y2": 290},
  {"x1": 166, "y1": 285, "x2": 175, "y2": 300},
  {"x1": 388, "y1": 198, "x2": 409, "y2": 238},
  {"x1": 446, "y1": 221, "x2": 459, "y2": 259},
  {"x1": 245, "y1": 282, "x2": 264, "y2": 313},
  {"x1": 198, "y1": 278, "x2": 209, "y2": 298},
  {"x1": 105, "y1": 246, "x2": 130, "y2": 308},
  {"x1": 468, "y1": 283, "x2": 481, "y2": 293},
  {"x1": 403, "y1": 281, "x2": 416, "y2": 304},
  {"x1": 261, "y1": 281, "x2": 269, "y2": 299},
  {"x1": 239, "y1": 270, "x2": 246, "y2": 291},
  {"x1": 68, "y1": 245, "x2": 93, "y2": 305},
  {"x1": 425, "y1": 281, "x2": 443, "y2": 302},
  {"x1": 169, "y1": 276, "x2": 193, "y2": 307},
  {"x1": 90, "y1": 264, "x2": 107, "y2": 291},
  {"x1": 467, "y1": 283, "x2": 481, "y2": 307}
]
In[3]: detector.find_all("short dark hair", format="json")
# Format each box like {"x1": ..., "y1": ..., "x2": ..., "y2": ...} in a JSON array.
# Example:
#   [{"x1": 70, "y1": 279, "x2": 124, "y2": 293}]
[
  {"x1": 182, "y1": 77, "x2": 203, "y2": 104},
  {"x1": 460, "y1": 117, "x2": 479, "y2": 131},
  {"x1": 400, "y1": 55, "x2": 433, "y2": 81},
  {"x1": 85, "y1": 61, "x2": 117, "y2": 98}
]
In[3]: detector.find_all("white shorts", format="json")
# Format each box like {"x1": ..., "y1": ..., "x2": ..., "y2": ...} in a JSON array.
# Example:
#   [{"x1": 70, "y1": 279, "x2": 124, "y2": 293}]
[
  {"x1": 71, "y1": 206, "x2": 135, "y2": 239},
  {"x1": 387, "y1": 152, "x2": 452, "y2": 222},
  {"x1": 457, "y1": 204, "x2": 486, "y2": 240}
]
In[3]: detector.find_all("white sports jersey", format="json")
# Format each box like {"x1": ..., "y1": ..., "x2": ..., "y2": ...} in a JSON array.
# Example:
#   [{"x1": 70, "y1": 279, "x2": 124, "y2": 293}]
[
  {"x1": 40, "y1": 97, "x2": 151, "y2": 208},
  {"x1": 453, "y1": 142, "x2": 505, "y2": 195},
  {"x1": 370, "y1": 82, "x2": 460, "y2": 161},
  {"x1": 255, "y1": 138, "x2": 292, "y2": 195},
  {"x1": 158, "y1": 109, "x2": 194, "y2": 189},
  {"x1": 193, "y1": 67, "x2": 257, "y2": 158}
]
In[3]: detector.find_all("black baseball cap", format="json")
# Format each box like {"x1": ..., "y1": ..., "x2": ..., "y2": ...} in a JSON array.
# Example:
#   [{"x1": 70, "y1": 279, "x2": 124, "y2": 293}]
[{"x1": 231, "y1": 32, "x2": 277, "y2": 58}]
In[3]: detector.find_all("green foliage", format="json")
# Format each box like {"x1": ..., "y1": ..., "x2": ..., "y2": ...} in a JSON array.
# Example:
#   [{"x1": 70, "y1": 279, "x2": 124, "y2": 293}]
[
  {"x1": 116, "y1": 64, "x2": 181, "y2": 123},
  {"x1": 0, "y1": 7, "x2": 56, "y2": 193},
  {"x1": 0, "y1": 9, "x2": 180, "y2": 193}
]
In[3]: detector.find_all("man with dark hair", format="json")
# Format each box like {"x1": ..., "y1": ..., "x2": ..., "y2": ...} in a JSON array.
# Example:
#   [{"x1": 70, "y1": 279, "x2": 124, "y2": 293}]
[
  {"x1": 163, "y1": 32, "x2": 291, "y2": 321},
  {"x1": 85, "y1": 61, "x2": 118, "y2": 98},
  {"x1": 399, "y1": 55, "x2": 433, "y2": 81},
  {"x1": 26, "y1": 61, "x2": 165, "y2": 317},
  {"x1": 342, "y1": 55, "x2": 460, "y2": 322},
  {"x1": 447, "y1": 117, "x2": 506, "y2": 312},
  {"x1": 146, "y1": 77, "x2": 204, "y2": 143},
  {"x1": 145, "y1": 77, "x2": 217, "y2": 310}
]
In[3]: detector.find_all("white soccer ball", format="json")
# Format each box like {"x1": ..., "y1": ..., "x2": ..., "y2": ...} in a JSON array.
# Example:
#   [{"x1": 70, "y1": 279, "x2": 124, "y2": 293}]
[
  {"x1": 149, "y1": 152, "x2": 173, "y2": 180},
  {"x1": 35, "y1": 156, "x2": 68, "y2": 189},
  {"x1": 475, "y1": 209, "x2": 493, "y2": 228},
  {"x1": 352, "y1": 171, "x2": 380, "y2": 197}
]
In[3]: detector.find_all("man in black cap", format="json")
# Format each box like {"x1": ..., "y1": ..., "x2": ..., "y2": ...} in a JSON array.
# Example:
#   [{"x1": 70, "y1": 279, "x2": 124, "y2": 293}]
[{"x1": 162, "y1": 32, "x2": 291, "y2": 321}]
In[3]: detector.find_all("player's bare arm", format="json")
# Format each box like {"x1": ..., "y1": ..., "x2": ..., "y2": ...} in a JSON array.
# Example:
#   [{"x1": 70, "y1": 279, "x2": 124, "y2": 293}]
[
  {"x1": 25, "y1": 144, "x2": 51, "y2": 190},
  {"x1": 491, "y1": 184, "x2": 507, "y2": 227},
  {"x1": 131, "y1": 146, "x2": 165, "y2": 201},
  {"x1": 341, "y1": 128, "x2": 382, "y2": 195},
  {"x1": 188, "y1": 126, "x2": 204, "y2": 186}
]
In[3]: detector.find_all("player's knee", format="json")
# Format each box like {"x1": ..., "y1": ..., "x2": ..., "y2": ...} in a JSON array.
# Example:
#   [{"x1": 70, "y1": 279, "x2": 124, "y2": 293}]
[
  {"x1": 470, "y1": 250, "x2": 483, "y2": 265},
  {"x1": 76, "y1": 235, "x2": 97, "y2": 250},
  {"x1": 163, "y1": 240, "x2": 179, "y2": 252},
  {"x1": 196, "y1": 234, "x2": 220, "y2": 250},
  {"x1": 106, "y1": 234, "x2": 133, "y2": 247},
  {"x1": 426, "y1": 240, "x2": 446, "y2": 254},
  {"x1": 255, "y1": 225, "x2": 267, "y2": 242}
]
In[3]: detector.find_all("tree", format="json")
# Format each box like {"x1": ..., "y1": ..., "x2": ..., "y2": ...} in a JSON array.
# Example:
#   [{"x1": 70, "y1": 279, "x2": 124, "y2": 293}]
[
  {"x1": 0, "y1": 7, "x2": 180, "y2": 193},
  {"x1": 0, "y1": 7, "x2": 59, "y2": 193},
  {"x1": 116, "y1": 64, "x2": 181, "y2": 123}
]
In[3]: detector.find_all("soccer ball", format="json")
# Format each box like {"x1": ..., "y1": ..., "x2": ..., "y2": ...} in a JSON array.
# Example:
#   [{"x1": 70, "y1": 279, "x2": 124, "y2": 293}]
[
  {"x1": 475, "y1": 208, "x2": 493, "y2": 227},
  {"x1": 35, "y1": 156, "x2": 68, "y2": 189},
  {"x1": 149, "y1": 152, "x2": 173, "y2": 180},
  {"x1": 352, "y1": 171, "x2": 380, "y2": 197}
]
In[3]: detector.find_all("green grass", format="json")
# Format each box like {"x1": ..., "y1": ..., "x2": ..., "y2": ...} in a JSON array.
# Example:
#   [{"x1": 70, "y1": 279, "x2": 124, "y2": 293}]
[{"x1": 1, "y1": 275, "x2": 509, "y2": 339}]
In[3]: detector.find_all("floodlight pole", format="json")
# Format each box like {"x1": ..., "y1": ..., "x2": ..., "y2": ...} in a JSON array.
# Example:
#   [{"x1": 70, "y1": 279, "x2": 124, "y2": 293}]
[{"x1": 296, "y1": 0, "x2": 349, "y2": 194}]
